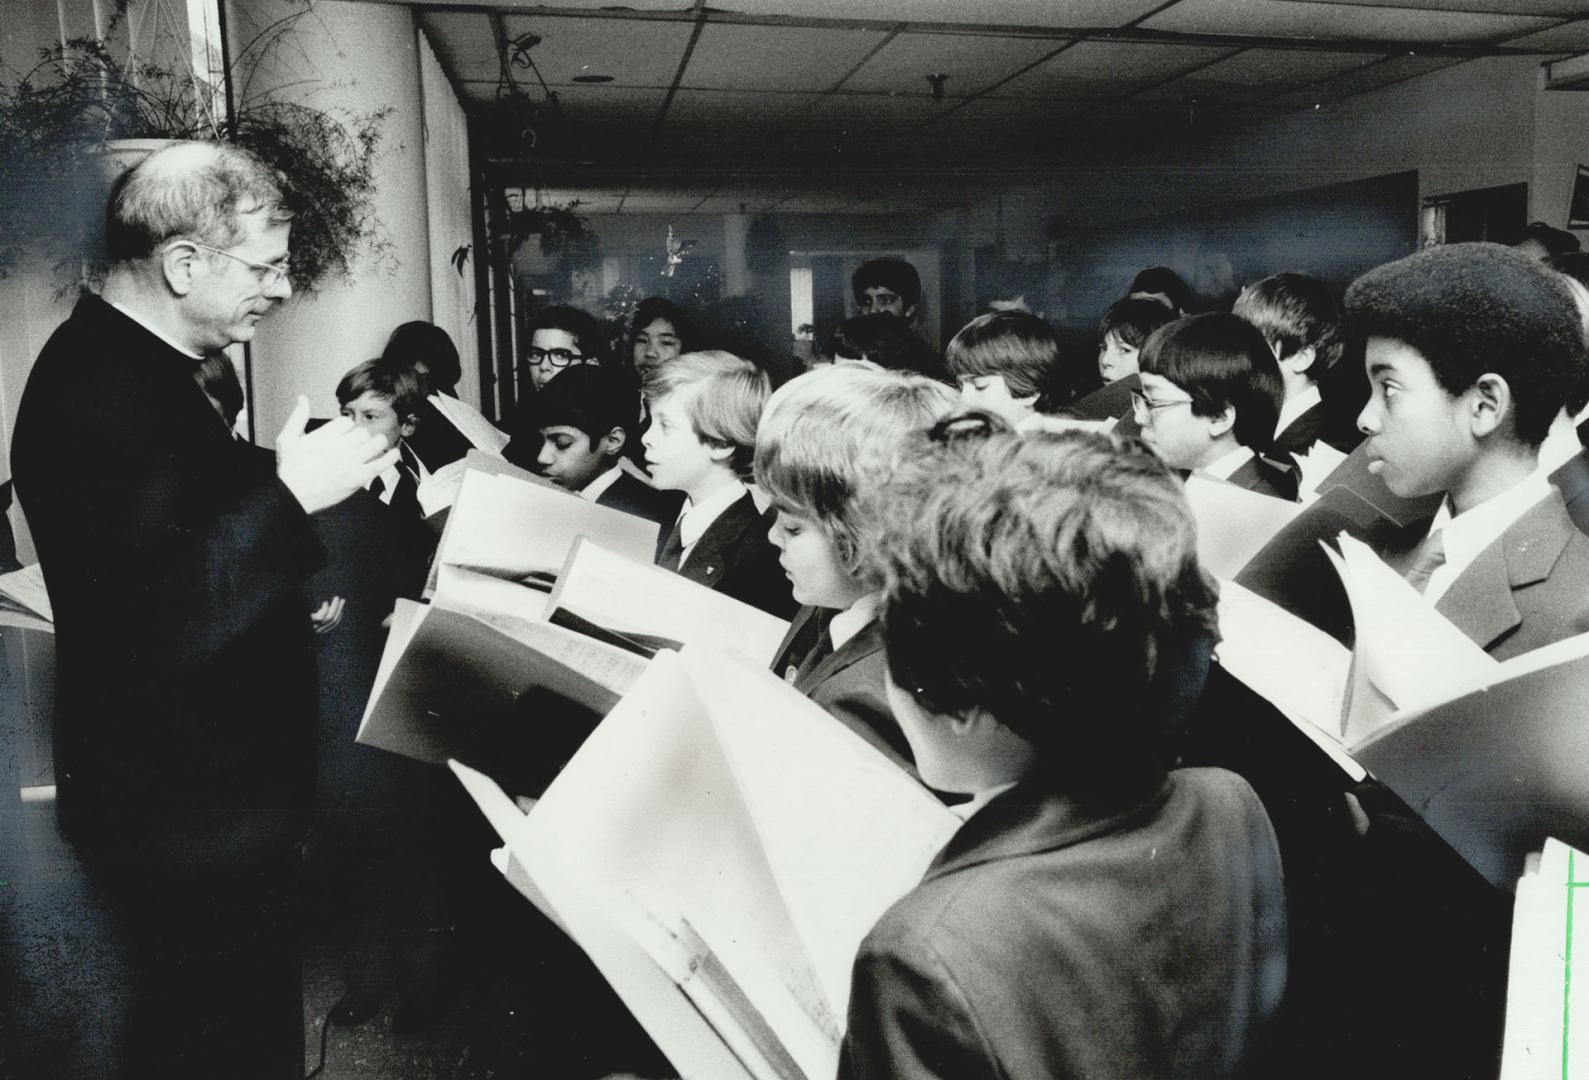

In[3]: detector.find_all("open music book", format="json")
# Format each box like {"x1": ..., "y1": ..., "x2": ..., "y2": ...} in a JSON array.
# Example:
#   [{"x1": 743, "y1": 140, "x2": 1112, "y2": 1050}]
[
  {"x1": 360, "y1": 530, "x2": 790, "y2": 771},
  {"x1": 0, "y1": 563, "x2": 53, "y2": 631},
  {"x1": 1500, "y1": 839, "x2": 1589, "y2": 1079},
  {"x1": 354, "y1": 597, "x2": 646, "y2": 767},
  {"x1": 426, "y1": 462, "x2": 660, "y2": 591},
  {"x1": 415, "y1": 448, "x2": 542, "y2": 520},
  {"x1": 547, "y1": 537, "x2": 792, "y2": 667},
  {"x1": 1182, "y1": 474, "x2": 1301, "y2": 580},
  {"x1": 1214, "y1": 529, "x2": 1589, "y2": 888},
  {"x1": 451, "y1": 645, "x2": 961, "y2": 1080}
]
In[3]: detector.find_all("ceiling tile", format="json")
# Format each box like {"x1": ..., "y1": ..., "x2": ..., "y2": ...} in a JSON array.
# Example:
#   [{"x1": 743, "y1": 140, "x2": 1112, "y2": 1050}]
[
  {"x1": 1002, "y1": 40, "x2": 1238, "y2": 98},
  {"x1": 702, "y1": 0, "x2": 1171, "y2": 29},
  {"x1": 1183, "y1": 48, "x2": 1383, "y2": 87},
  {"x1": 1504, "y1": 20, "x2": 1589, "y2": 51},
  {"x1": 664, "y1": 88, "x2": 833, "y2": 131},
  {"x1": 500, "y1": 14, "x2": 694, "y2": 87},
  {"x1": 684, "y1": 24, "x2": 890, "y2": 92},
  {"x1": 1288, "y1": 0, "x2": 1589, "y2": 15},
  {"x1": 1142, "y1": 0, "x2": 1557, "y2": 44},
  {"x1": 841, "y1": 32, "x2": 1068, "y2": 96},
  {"x1": 1137, "y1": 49, "x2": 1384, "y2": 105},
  {"x1": 1261, "y1": 53, "x2": 1462, "y2": 106}
]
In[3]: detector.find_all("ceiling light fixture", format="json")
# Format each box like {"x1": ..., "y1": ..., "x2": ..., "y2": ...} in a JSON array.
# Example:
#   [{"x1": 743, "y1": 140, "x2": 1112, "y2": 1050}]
[
  {"x1": 926, "y1": 73, "x2": 948, "y2": 102},
  {"x1": 572, "y1": 74, "x2": 615, "y2": 83}
]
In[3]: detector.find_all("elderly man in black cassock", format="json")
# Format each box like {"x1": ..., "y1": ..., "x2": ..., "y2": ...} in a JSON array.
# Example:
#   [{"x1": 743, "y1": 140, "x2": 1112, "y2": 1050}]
[{"x1": 11, "y1": 141, "x2": 395, "y2": 1079}]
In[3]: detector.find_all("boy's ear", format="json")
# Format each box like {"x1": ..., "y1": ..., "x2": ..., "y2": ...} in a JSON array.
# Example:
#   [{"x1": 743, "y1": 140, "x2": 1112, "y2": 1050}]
[
  {"x1": 598, "y1": 426, "x2": 627, "y2": 458},
  {"x1": 1467, "y1": 373, "x2": 1513, "y2": 439},
  {"x1": 399, "y1": 413, "x2": 419, "y2": 439},
  {"x1": 703, "y1": 438, "x2": 735, "y2": 466},
  {"x1": 1206, "y1": 403, "x2": 1237, "y2": 440},
  {"x1": 1280, "y1": 344, "x2": 1317, "y2": 377}
]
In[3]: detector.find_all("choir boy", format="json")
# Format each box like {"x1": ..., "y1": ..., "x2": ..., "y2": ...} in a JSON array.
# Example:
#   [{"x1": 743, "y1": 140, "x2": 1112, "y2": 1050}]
[
  {"x1": 1096, "y1": 295, "x2": 1177, "y2": 385},
  {"x1": 1348, "y1": 241, "x2": 1589, "y2": 658},
  {"x1": 336, "y1": 356, "x2": 427, "y2": 520},
  {"x1": 840, "y1": 427, "x2": 1287, "y2": 1080},
  {"x1": 1135, "y1": 312, "x2": 1295, "y2": 500},
  {"x1": 946, "y1": 310, "x2": 1081, "y2": 428},
  {"x1": 642, "y1": 350, "x2": 796, "y2": 618},
  {"x1": 852, "y1": 257, "x2": 922, "y2": 323},
  {"x1": 1232, "y1": 271, "x2": 1354, "y2": 458},
  {"x1": 755, "y1": 362, "x2": 957, "y2": 770},
  {"x1": 532, "y1": 363, "x2": 681, "y2": 529}
]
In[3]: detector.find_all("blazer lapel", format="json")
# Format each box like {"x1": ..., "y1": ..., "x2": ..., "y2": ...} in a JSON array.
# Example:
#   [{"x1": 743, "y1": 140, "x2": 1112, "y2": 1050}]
[
  {"x1": 1435, "y1": 493, "x2": 1572, "y2": 651},
  {"x1": 771, "y1": 605, "x2": 823, "y2": 680},
  {"x1": 795, "y1": 617, "x2": 882, "y2": 693},
  {"x1": 679, "y1": 494, "x2": 755, "y2": 587}
]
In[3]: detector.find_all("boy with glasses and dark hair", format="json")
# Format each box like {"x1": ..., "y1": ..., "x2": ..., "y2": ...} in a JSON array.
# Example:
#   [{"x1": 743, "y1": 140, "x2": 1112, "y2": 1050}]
[
  {"x1": 506, "y1": 304, "x2": 620, "y2": 470},
  {"x1": 520, "y1": 304, "x2": 609, "y2": 393},
  {"x1": 1135, "y1": 312, "x2": 1295, "y2": 501}
]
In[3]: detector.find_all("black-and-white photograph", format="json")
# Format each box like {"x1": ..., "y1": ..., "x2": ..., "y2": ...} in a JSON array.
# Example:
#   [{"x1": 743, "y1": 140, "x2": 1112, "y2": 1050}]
[{"x1": 3, "y1": 1, "x2": 1589, "y2": 1077}]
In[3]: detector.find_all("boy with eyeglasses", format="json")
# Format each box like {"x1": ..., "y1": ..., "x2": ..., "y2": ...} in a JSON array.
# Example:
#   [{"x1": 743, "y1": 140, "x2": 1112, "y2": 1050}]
[
  {"x1": 521, "y1": 304, "x2": 608, "y2": 393},
  {"x1": 504, "y1": 304, "x2": 617, "y2": 470},
  {"x1": 1135, "y1": 312, "x2": 1295, "y2": 501},
  {"x1": 852, "y1": 257, "x2": 922, "y2": 323}
]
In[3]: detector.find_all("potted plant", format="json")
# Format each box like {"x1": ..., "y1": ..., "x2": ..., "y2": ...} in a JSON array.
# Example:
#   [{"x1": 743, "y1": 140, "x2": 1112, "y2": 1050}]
[{"x1": 0, "y1": 7, "x2": 388, "y2": 291}]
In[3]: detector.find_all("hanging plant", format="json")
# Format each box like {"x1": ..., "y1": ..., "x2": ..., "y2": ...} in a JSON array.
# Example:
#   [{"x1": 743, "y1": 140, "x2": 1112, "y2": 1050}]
[
  {"x1": 498, "y1": 198, "x2": 598, "y2": 263},
  {"x1": 0, "y1": 11, "x2": 389, "y2": 292}
]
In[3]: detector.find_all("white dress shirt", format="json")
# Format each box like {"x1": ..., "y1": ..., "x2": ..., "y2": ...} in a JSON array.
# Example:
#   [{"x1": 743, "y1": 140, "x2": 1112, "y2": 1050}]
[
  {"x1": 1274, "y1": 383, "x2": 1322, "y2": 439},
  {"x1": 1420, "y1": 473, "x2": 1552, "y2": 604},
  {"x1": 578, "y1": 465, "x2": 623, "y2": 503},
  {"x1": 1199, "y1": 444, "x2": 1255, "y2": 482},
  {"x1": 674, "y1": 480, "x2": 747, "y2": 568}
]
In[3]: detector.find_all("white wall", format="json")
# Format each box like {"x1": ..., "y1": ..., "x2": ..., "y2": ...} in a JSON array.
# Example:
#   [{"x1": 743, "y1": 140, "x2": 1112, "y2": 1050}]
[
  {"x1": 228, "y1": 0, "x2": 433, "y2": 443},
  {"x1": 418, "y1": 26, "x2": 481, "y2": 407}
]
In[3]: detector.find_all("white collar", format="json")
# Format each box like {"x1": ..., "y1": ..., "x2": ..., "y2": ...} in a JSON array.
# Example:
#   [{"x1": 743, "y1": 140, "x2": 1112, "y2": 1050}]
[
  {"x1": 678, "y1": 479, "x2": 747, "y2": 553},
  {"x1": 1422, "y1": 472, "x2": 1552, "y2": 604},
  {"x1": 1536, "y1": 410, "x2": 1586, "y2": 477},
  {"x1": 369, "y1": 462, "x2": 401, "y2": 505},
  {"x1": 1274, "y1": 383, "x2": 1322, "y2": 438},
  {"x1": 579, "y1": 465, "x2": 624, "y2": 502},
  {"x1": 1199, "y1": 443, "x2": 1255, "y2": 482},
  {"x1": 828, "y1": 593, "x2": 880, "y2": 652},
  {"x1": 109, "y1": 300, "x2": 204, "y2": 359}
]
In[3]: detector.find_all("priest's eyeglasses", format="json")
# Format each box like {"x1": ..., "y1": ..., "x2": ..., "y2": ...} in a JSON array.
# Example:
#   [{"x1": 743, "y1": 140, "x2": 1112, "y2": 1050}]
[{"x1": 164, "y1": 240, "x2": 292, "y2": 288}]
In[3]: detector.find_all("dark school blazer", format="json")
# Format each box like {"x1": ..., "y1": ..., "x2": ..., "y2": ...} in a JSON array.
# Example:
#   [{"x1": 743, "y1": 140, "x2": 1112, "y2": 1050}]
[
  {"x1": 770, "y1": 606, "x2": 912, "y2": 772},
  {"x1": 840, "y1": 768, "x2": 1287, "y2": 1080},
  {"x1": 666, "y1": 492, "x2": 797, "y2": 620}
]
